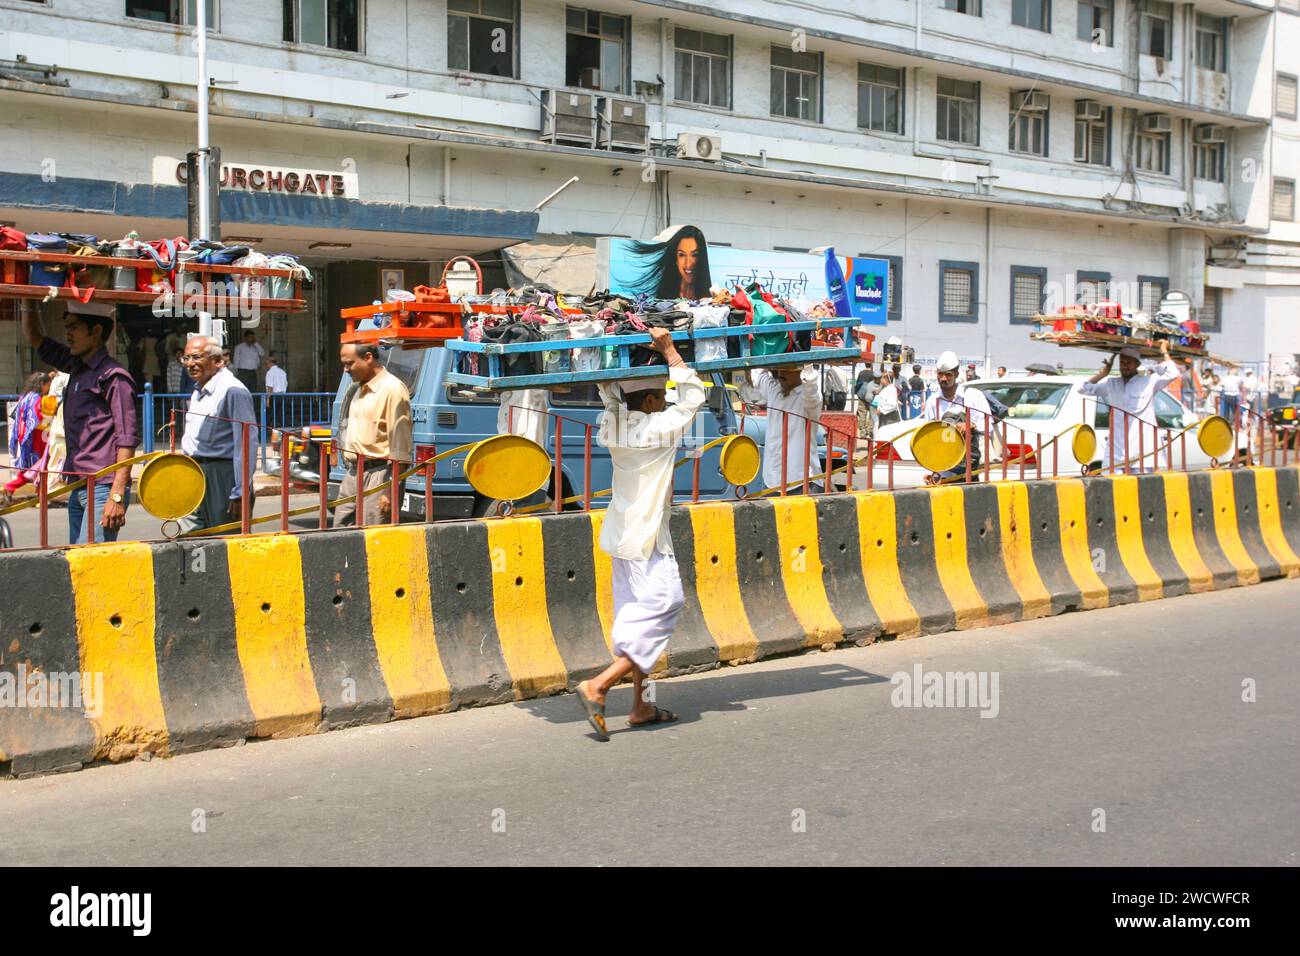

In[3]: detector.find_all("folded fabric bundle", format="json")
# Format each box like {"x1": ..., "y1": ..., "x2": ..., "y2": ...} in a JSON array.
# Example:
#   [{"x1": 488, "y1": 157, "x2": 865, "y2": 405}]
[{"x1": 688, "y1": 304, "x2": 730, "y2": 362}]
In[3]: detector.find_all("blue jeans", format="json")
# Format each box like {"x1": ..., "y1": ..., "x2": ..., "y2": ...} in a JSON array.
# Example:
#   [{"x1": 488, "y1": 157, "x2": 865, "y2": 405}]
[{"x1": 68, "y1": 483, "x2": 130, "y2": 545}]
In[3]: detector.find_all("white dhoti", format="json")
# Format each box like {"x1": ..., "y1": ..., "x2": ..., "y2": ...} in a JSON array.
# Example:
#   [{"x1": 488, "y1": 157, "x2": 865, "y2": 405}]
[{"x1": 610, "y1": 550, "x2": 685, "y2": 673}]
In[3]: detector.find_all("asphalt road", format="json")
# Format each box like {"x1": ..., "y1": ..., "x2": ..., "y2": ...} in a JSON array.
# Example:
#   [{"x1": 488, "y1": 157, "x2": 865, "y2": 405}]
[{"x1": 2, "y1": 579, "x2": 1296, "y2": 867}]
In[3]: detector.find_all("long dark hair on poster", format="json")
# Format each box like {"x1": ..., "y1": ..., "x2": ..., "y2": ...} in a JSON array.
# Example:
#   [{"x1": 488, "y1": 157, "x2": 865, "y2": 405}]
[{"x1": 627, "y1": 225, "x2": 712, "y2": 300}]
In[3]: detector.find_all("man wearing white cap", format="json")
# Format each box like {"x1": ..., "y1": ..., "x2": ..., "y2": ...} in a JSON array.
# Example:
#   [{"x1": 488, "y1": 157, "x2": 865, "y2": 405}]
[
  {"x1": 21, "y1": 300, "x2": 138, "y2": 543},
  {"x1": 1079, "y1": 340, "x2": 1178, "y2": 473},
  {"x1": 575, "y1": 328, "x2": 704, "y2": 740},
  {"x1": 924, "y1": 350, "x2": 994, "y2": 479}
]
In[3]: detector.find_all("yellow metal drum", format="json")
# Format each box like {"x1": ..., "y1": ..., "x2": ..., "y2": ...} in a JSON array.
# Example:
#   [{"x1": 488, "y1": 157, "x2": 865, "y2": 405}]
[
  {"x1": 464, "y1": 434, "x2": 551, "y2": 501},
  {"x1": 138, "y1": 453, "x2": 206, "y2": 520},
  {"x1": 1196, "y1": 415, "x2": 1234, "y2": 460},
  {"x1": 911, "y1": 420, "x2": 966, "y2": 474},
  {"x1": 1070, "y1": 423, "x2": 1097, "y2": 465},
  {"x1": 719, "y1": 434, "x2": 761, "y2": 487}
]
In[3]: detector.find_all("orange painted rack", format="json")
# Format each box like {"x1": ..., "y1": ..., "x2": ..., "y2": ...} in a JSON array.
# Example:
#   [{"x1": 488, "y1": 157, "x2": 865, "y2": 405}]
[
  {"x1": 340, "y1": 300, "x2": 465, "y2": 348},
  {"x1": 0, "y1": 250, "x2": 307, "y2": 312}
]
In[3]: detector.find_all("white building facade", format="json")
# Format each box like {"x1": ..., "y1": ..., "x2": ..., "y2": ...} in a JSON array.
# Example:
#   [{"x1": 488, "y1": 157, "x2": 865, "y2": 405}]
[{"x1": 1, "y1": 0, "x2": 1297, "y2": 387}]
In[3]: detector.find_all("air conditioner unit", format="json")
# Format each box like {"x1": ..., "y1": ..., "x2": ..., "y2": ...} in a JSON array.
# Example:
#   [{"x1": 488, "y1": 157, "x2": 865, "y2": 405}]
[
  {"x1": 540, "y1": 89, "x2": 597, "y2": 146},
  {"x1": 676, "y1": 132, "x2": 722, "y2": 161},
  {"x1": 1194, "y1": 124, "x2": 1226, "y2": 144},
  {"x1": 1075, "y1": 99, "x2": 1104, "y2": 120},
  {"x1": 597, "y1": 97, "x2": 649, "y2": 152},
  {"x1": 1142, "y1": 113, "x2": 1173, "y2": 133},
  {"x1": 1014, "y1": 91, "x2": 1050, "y2": 112}
]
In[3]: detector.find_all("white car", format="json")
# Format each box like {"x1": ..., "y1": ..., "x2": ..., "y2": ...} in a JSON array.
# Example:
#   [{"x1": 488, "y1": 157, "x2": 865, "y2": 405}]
[{"x1": 852, "y1": 375, "x2": 1245, "y2": 490}]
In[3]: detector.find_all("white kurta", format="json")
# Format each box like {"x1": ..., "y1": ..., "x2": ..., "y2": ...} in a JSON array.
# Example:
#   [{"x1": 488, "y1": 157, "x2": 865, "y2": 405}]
[
  {"x1": 496, "y1": 389, "x2": 548, "y2": 449},
  {"x1": 1079, "y1": 359, "x2": 1179, "y2": 472},
  {"x1": 754, "y1": 367, "x2": 822, "y2": 491},
  {"x1": 596, "y1": 365, "x2": 706, "y2": 560},
  {"x1": 924, "y1": 384, "x2": 993, "y2": 432},
  {"x1": 596, "y1": 365, "x2": 704, "y2": 672}
]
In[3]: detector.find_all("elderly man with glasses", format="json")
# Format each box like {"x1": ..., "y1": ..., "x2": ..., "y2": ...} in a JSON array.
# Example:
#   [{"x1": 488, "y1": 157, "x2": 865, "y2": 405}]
[{"x1": 179, "y1": 335, "x2": 258, "y2": 533}]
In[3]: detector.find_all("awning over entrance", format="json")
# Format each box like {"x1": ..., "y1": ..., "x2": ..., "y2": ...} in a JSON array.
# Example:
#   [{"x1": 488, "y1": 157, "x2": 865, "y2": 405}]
[{"x1": 0, "y1": 172, "x2": 538, "y2": 261}]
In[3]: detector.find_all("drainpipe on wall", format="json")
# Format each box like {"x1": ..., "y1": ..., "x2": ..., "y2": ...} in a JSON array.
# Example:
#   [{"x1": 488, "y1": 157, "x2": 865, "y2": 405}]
[
  {"x1": 441, "y1": 146, "x2": 452, "y2": 205},
  {"x1": 983, "y1": 206, "x2": 992, "y2": 373}
]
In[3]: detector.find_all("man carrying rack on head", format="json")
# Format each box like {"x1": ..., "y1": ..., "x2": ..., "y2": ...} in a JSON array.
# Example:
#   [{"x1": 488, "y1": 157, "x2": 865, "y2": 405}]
[
  {"x1": 575, "y1": 328, "x2": 705, "y2": 741},
  {"x1": 1079, "y1": 340, "x2": 1178, "y2": 474}
]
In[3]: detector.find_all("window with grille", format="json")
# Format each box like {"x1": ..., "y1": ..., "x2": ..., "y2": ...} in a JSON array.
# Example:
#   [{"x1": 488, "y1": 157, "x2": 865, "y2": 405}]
[
  {"x1": 1138, "y1": 276, "x2": 1168, "y2": 314},
  {"x1": 448, "y1": 0, "x2": 517, "y2": 78},
  {"x1": 1074, "y1": 107, "x2": 1110, "y2": 165},
  {"x1": 1140, "y1": 1, "x2": 1172, "y2": 58},
  {"x1": 1012, "y1": 0, "x2": 1050, "y2": 31},
  {"x1": 1010, "y1": 267, "x2": 1046, "y2": 325},
  {"x1": 1137, "y1": 130, "x2": 1170, "y2": 174},
  {"x1": 771, "y1": 46, "x2": 822, "y2": 122},
  {"x1": 884, "y1": 255, "x2": 903, "y2": 320},
  {"x1": 858, "y1": 64, "x2": 904, "y2": 133},
  {"x1": 1274, "y1": 179, "x2": 1296, "y2": 222},
  {"x1": 1194, "y1": 141, "x2": 1224, "y2": 182},
  {"x1": 1078, "y1": 0, "x2": 1112, "y2": 45},
  {"x1": 1008, "y1": 101, "x2": 1047, "y2": 156},
  {"x1": 940, "y1": 260, "x2": 979, "y2": 322},
  {"x1": 1196, "y1": 288, "x2": 1221, "y2": 333},
  {"x1": 937, "y1": 77, "x2": 979, "y2": 145},
  {"x1": 129, "y1": 0, "x2": 216, "y2": 27},
  {"x1": 283, "y1": 1, "x2": 357, "y2": 50},
  {"x1": 566, "y1": 8, "x2": 629, "y2": 94},
  {"x1": 1195, "y1": 14, "x2": 1227, "y2": 73},
  {"x1": 675, "y1": 28, "x2": 731, "y2": 109},
  {"x1": 942, "y1": 0, "x2": 982, "y2": 15},
  {"x1": 1076, "y1": 271, "x2": 1110, "y2": 304},
  {"x1": 1277, "y1": 74, "x2": 1298, "y2": 120}
]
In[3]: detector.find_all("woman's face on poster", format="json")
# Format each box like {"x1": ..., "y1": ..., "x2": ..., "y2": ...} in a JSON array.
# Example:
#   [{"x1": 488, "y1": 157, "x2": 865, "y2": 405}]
[{"x1": 675, "y1": 236, "x2": 699, "y2": 289}]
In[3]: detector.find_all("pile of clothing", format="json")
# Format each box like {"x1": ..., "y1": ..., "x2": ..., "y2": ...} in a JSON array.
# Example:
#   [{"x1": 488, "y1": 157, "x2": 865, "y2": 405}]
[
  {"x1": 454, "y1": 282, "x2": 842, "y2": 379},
  {"x1": 1048, "y1": 301, "x2": 1207, "y2": 351},
  {"x1": 0, "y1": 226, "x2": 312, "y2": 299}
]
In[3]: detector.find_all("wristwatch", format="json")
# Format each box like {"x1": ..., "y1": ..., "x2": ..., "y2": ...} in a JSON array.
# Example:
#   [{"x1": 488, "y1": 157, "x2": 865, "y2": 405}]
[{"x1": 110, "y1": 493, "x2": 125, "y2": 505}]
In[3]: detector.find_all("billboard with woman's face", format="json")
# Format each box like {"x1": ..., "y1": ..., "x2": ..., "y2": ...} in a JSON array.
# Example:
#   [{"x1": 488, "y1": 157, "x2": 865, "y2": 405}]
[{"x1": 599, "y1": 226, "x2": 888, "y2": 325}]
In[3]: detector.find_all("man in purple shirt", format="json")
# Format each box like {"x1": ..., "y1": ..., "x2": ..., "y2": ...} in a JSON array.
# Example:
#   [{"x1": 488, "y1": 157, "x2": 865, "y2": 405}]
[{"x1": 22, "y1": 300, "x2": 139, "y2": 544}]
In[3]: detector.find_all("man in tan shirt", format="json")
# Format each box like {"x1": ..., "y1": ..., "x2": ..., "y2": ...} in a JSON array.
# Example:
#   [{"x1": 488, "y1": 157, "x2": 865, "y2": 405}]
[{"x1": 334, "y1": 343, "x2": 413, "y2": 526}]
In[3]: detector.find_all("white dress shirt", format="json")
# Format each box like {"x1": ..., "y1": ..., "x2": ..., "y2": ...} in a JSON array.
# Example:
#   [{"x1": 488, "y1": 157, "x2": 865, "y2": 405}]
[
  {"x1": 233, "y1": 341, "x2": 264, "y2": 371},
  {"x1": 753, "y1": 367, "x2": 822, "y2": 491},
  {"x1": 597, "y1": 365, "x2": 706, "y2": 560},
  {"x1": 182, "y1": 366, "x2": 258, "y2": 498},
  {"x1": 1079, "y1": 359, "x2": 1179, "y2": 471},
  {"x1": 265, "y1": 364, "x2": 288, "y2": 393}
]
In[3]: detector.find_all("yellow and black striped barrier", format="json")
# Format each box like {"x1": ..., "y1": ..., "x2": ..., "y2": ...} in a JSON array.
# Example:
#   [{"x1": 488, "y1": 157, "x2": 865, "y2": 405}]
[{"x1": 2, "y1": 466, "x2": 1297, "y2": 777}]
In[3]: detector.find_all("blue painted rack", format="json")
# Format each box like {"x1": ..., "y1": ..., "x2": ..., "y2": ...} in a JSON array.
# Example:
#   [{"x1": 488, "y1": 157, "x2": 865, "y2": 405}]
[{"x1": 444, "y1": 317, "x2": 864, "y2": 389}]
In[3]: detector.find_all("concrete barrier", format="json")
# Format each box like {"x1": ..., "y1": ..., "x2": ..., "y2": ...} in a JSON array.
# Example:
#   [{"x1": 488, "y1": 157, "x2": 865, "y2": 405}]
[{"x1": 2, "y1": 467, "x2": 1297, "y2": 777}]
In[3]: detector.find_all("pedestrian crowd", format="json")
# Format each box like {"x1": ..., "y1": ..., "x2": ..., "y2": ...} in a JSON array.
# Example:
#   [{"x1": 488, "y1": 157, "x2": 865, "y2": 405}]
[{"x1": 3, "y1": 301, "x2": 314, "y2": 544}]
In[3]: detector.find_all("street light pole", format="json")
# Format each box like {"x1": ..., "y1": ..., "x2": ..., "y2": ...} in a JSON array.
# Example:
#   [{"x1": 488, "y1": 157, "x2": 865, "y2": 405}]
[{"x1": 195, "y1": 0, "x2": 213, "y2": 339}]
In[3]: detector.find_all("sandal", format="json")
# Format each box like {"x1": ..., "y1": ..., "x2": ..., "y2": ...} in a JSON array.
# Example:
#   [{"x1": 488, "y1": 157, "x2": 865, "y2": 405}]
[
  {"x1": 575, "y1": 681, "x2": 609, "y2": 742},
  {"x1": 628, "y1": 707, "x2": 678, "y2": 728}
]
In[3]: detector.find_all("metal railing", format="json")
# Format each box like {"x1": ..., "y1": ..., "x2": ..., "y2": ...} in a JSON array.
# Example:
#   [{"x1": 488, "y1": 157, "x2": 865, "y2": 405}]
[
  {"x1": 2, "y1": 385, "x2": 1294, "y2": 552},
  {"x1": 138, "y1": 384, "x2": 334, "y2": 467}
]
